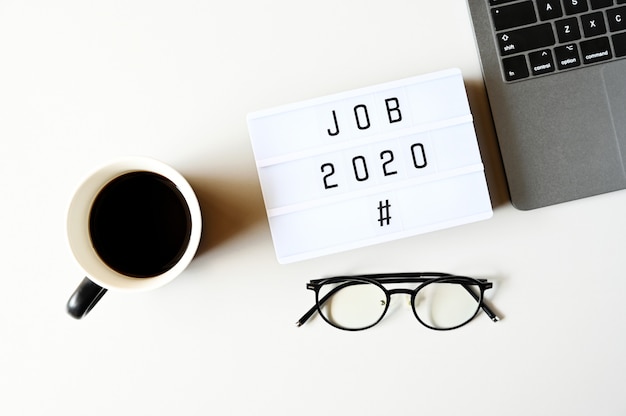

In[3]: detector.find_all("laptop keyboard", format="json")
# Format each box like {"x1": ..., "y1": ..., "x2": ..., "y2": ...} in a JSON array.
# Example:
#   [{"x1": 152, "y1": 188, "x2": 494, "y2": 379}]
[{"x1": 490, "y1": 0, "x2": 626, "y2": 81}]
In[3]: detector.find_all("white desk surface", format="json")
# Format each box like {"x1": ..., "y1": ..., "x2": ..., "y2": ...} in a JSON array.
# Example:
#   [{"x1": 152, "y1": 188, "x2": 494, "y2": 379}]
[{"x1": 2, "y1": 1, "x2": 625, "y2": 415}]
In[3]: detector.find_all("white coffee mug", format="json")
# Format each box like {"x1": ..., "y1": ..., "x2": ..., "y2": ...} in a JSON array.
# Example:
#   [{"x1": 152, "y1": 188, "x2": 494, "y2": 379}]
[{"x1": 66, "y1": 157, "x2": 202, "y2": 319}]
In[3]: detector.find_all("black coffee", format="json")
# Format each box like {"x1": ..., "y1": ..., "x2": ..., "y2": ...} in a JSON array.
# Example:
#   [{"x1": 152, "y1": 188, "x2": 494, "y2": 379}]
[{"x1": 89, "y1": 171, "x2": 192, "y2": 278}]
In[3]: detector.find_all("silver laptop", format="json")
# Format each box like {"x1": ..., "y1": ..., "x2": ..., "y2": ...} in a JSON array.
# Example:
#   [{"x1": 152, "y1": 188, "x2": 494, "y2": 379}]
[{"x1": 466, "y1": 0, "x2": 626, "y2": 210}]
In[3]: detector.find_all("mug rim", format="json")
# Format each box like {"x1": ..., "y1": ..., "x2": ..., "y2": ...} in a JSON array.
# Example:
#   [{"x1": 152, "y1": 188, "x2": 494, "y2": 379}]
[{"x1": 66, "y1": 157, "x2": 202, "y2": 292}]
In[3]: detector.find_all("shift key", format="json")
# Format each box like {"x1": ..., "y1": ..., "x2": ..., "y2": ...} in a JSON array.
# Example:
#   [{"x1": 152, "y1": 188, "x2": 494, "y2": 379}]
[{"x1": 498, "y1": 24, "x2": 556, "y2": 56}]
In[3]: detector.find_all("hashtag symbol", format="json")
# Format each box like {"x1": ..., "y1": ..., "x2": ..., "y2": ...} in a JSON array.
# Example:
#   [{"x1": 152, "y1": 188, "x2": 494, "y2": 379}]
[{"x1": 377, "y1": 199, "x2": 391, "y2": 226}]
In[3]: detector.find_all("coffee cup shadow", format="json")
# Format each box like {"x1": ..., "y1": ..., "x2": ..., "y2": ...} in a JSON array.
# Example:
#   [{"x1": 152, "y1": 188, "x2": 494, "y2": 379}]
[{"x1": 185, "y1": 175, "x2": 267, "y2": 258}]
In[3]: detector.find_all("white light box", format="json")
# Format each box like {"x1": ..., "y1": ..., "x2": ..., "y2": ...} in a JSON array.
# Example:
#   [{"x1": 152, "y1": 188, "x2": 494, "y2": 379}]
[{"x1": 247, "y1": 68, "x2": 493, "y2": 263}]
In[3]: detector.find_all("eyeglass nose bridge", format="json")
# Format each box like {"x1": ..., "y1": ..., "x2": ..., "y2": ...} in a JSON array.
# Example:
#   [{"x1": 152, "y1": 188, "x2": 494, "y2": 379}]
[
  {"x1": 386, "y1": 288, "x2": 415, "y2": 296},
  {"x1": 385, "y1": 288, "x2": 416, "y2": 308}
]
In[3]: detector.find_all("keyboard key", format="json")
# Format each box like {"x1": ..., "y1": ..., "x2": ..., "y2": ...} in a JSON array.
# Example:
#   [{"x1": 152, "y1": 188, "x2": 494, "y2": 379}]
[
  {"x1": 581, "y1": 12, "x2": 607, "y2": 37},
  {"x1": 613, "y1": 32, "x2": 626, "y2": 56},
  {"x1": 580, "y1": 37, "x2": 613, "y2": 63},
  {"x1": 590, "y1": 0, "x2": 613, "y2": 8},
  {"x1": 555, "y1": 44, "x2": 582, "y2": 69},
  {"x1": 502, "y1": 55, "x2": 529, "y2": 81},
  {"x1": 489, "y1": 0, "x2": 518, "y2": 4},
  {"x1": 563, "y1": 0, "x2": 589, "y2": 14},
  {"x1": 607, "y1": 7, "x2": 626, "y2": 31},
  {"x1": 529, "y1": 49, "x2": 556, "y2": 75},
  {"x1": 491, "y1": 1, "x2": 537, "y2": 31},
  {"x1": 537, "y1": 0, "x2": 564, "y2": 20},
  {"x1": 555, "y1": 17, "x2": 582, "y2": 42},
  {"x1": 497, "y1": 24, "x2": 556, "y2": 56},
  {"x1": 618, "y1": 0, "x2": 626, "y2": 4}
]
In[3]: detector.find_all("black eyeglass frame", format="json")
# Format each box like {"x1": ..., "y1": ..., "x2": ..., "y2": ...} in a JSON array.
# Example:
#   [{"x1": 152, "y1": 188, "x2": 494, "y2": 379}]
[{"x1": 296, "y1": 272, "x2": 500, "y2": 331}]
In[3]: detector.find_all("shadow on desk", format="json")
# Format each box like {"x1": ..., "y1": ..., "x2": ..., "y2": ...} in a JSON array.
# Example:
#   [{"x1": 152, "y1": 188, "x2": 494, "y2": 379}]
[
  {"x1": 186, "y1": 174, "x2": 267, "y2": 257},
  {"x1": 465, "y1": 78, "x2": 510, "y2": 209}
]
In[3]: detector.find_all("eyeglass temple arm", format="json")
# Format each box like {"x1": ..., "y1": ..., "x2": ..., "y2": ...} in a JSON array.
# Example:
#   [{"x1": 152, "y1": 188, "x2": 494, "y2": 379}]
[
  {"x1": 463, "y1": 283, "x2": 500, "y2": 322},
  {"x1": 296, "y1": 305, "x2": 318, "y2": 328},
  {"x1": 295, "y1": 282, "x2": 357, "y2": 327}
]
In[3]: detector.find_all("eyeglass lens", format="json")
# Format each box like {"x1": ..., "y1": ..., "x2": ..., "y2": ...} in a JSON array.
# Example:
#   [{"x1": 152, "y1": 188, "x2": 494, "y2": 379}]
[
  {"x1": 413, "y1": 281, "x2": 481, "y2": 329},
  {"x1": 317, "y1": 281, "x2": 387, "y2": 330},
  {"x1": 317, "y1": 279, "x2": 483, "y2": 330}
]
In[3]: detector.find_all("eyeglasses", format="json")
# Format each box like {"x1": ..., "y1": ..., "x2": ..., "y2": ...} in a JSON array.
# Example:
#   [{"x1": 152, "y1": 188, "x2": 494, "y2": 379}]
[{"x1": 296, "y1": 272, "x2": 500, "y2": 331}]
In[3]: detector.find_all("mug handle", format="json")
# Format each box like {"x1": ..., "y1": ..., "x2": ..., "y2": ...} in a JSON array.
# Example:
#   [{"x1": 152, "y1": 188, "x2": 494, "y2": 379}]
[{"x1": 67, "y1": 277, "x2": 108, "y2": 319}]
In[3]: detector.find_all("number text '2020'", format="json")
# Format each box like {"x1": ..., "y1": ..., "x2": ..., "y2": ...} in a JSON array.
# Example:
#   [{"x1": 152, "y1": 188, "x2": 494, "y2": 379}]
[{"x1": 321, "y1": 143, "x2": 427, "y2": 189}]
